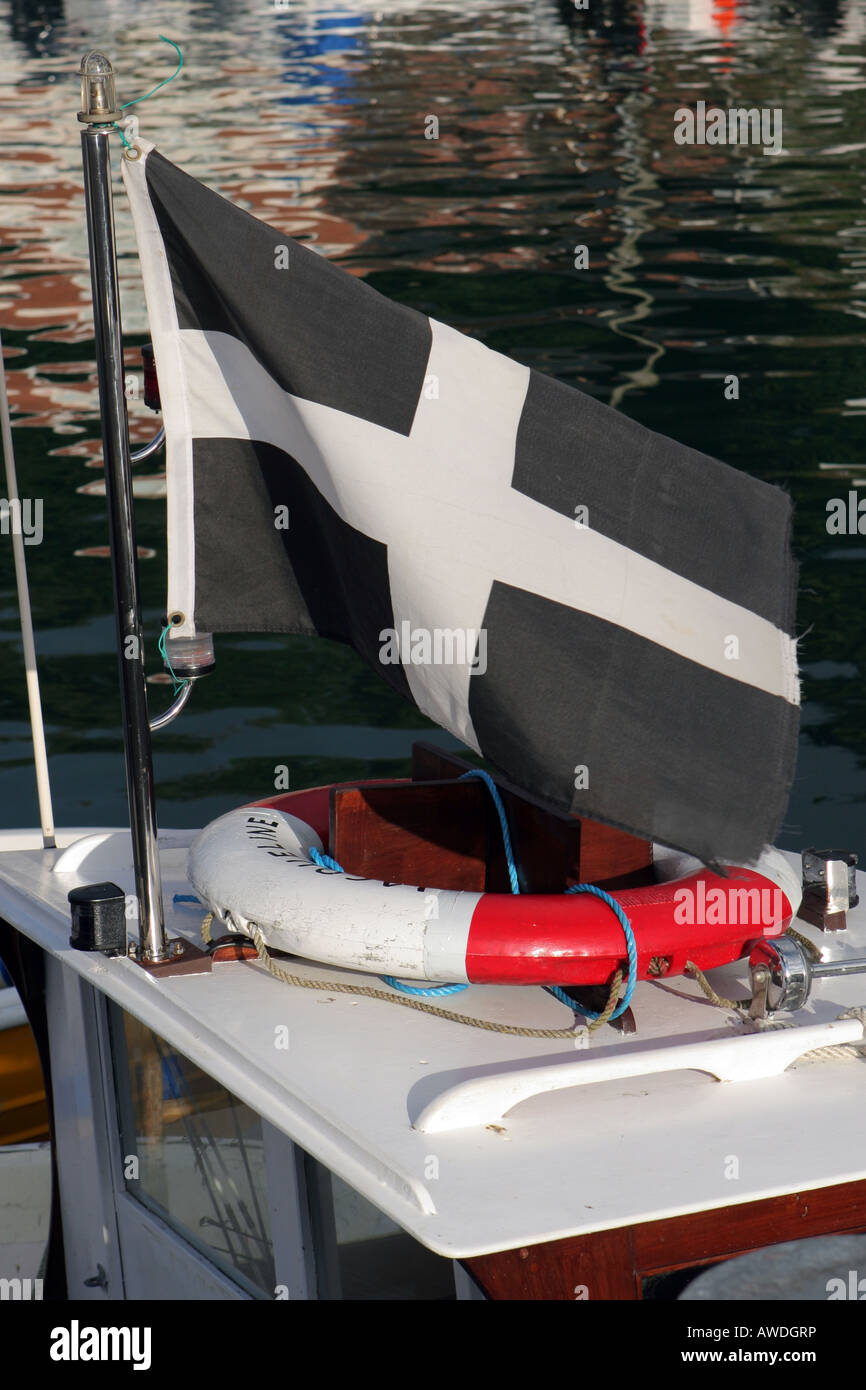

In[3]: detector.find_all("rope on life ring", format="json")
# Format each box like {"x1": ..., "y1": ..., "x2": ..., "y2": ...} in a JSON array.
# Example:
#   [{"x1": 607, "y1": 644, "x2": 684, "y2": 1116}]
[
  {"x1": 189, "y1": 784, "x2": 801, "y2": 1018},
  {"x1": 200, "y1": 910, "x2": 622, "y2": 1037}
]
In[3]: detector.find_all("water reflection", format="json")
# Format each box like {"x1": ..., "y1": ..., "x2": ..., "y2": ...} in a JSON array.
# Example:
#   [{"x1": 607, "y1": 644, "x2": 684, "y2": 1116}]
[
  {"x1": 0, "y1": 0, "x2": 863, "y2": 855},
  {"x1": 6, "y1": 0, "x2": 65, "y2": 58}
]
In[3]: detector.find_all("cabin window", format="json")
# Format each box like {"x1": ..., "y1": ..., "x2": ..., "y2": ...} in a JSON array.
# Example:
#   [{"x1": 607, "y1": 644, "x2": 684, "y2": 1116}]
[
  {"x1": 108, "y1": 1005, "x2": 275, "y2": 1298},
  {"x1": 108, "y1": 1004, "x2": 455, "y2": 1300},
  {"x1": 304, "y1": 1156, "x2": 455, "y2": 1300}
]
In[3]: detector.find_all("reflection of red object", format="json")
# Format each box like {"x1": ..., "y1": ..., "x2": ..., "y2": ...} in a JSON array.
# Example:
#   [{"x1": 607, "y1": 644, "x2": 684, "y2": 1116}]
[
  {"x1": 713, "y1": 0, "x2": 739, "y2": 38},
  {"x1": 713, "y1": 0, "x2": 738, "y2": 70},
  {"x1": 74, "y1": 546, "x2": 155, "y2": 560}
]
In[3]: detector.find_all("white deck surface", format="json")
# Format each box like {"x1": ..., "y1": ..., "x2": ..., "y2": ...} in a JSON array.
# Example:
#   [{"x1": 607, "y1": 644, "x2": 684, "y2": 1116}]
[{"x1": 0, "y1": 826, "x2": 864, "y2": 1258}]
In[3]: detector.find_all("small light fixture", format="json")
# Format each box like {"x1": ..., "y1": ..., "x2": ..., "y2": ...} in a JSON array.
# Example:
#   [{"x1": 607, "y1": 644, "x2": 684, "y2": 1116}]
[
  {"x1": 165, "y1": 631, "x2": 216, "y2": 680},
  {"x1": 78, "y1": 51, "x2": 119, "y2": 124}
]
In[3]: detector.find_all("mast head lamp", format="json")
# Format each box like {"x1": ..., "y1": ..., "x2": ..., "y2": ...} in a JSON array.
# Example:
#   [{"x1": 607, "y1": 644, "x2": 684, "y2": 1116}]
[{"x1": 78, "y1": 52, "x2": 119, "y2": 124}]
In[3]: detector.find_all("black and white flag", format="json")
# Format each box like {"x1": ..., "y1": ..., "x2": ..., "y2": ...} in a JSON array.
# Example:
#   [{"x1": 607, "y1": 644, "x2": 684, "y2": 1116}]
[{"x1": 123, "y1": 142, "x2": 799, "y2": 864}]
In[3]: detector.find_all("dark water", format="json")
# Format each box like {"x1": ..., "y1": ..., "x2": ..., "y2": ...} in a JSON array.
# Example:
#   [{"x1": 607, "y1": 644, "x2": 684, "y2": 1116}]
[{"x1": 0, "y1": 0, "x2": 864, "y2": 857}]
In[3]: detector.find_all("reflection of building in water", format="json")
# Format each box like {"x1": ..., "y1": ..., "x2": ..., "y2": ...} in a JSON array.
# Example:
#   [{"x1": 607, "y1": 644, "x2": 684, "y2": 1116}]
[
  {"x1": 0, "y1": 0, "x2": 864, "y2": 440},
  {"x1": 0, "y1": 11, "x2": 374, "y2": 446},
  {"x1": 643, "y1": 0, "x2": 848, "y2": 40},
  {"x1": 0, "y1": 0, "x2": 862, "y2": 839},
  {"x1": 6, "y1": 0, "x2": 65, "y2": 57}
]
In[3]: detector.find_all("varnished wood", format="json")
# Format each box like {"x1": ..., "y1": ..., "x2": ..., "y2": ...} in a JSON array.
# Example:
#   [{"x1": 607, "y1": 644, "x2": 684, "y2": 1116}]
[
  {"x1": 328, "y1": 743, "x2": 653, "y2": 892},
  {"x1": 631, "y1": 1178, "x2": 866, "y2": 1275},
  {"x1": 411, "y1": 743, "x2": 582, "y2": 891},
  {"x1": 462, "y1": 1178, "x2": 866, "y2": 1299},
  {"x1": 578, "y1": 820, "x2": 654, "y2": 888},
  {"x1": 411, "y1": 741, "x2": 652, "y2": 889},
  {"x1": 330, "y1": 781, "x2": 488, "y2": 889},
  {"x1": 464, "y1": 1226, "x2": 638, "y2": 1300}
]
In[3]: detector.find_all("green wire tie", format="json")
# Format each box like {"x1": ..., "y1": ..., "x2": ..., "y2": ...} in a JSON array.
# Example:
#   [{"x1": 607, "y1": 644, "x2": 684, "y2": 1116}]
[
  {"x1": 158, "y1": 621, "x2": 189, "y2": 697},
  {"x1": 113, "y1": 36, "x2": 184, "y2": 148}
]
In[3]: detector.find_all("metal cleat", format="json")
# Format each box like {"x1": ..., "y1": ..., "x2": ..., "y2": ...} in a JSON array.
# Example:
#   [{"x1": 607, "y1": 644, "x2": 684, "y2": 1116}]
[
  {"x1": 749, "y1": 935, "x2": 866, "y2": 1014},
  {"x1": 798, "y1": 848, "x2": 858, "y2": 932}
]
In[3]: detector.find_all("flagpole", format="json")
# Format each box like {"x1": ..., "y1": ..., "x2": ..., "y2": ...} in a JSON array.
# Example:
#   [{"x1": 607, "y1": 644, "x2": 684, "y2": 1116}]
[
  {"x1": 78, "y1": 52, "x2": 168, "y2": 963},
  {"x1": 0, "y1": 330, "x2": 55, "y2": 849}
]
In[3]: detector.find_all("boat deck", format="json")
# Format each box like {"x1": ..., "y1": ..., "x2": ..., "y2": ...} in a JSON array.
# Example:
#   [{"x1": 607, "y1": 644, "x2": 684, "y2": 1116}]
[{"x1": 0, "y1": 827, "x2": 864, "y2": 1258}]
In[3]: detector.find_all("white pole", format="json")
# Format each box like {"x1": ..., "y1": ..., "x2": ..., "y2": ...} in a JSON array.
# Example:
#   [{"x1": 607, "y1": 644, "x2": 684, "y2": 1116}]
[{"x1": 0, "y1": 328, "x2": 56, "y2": 849}]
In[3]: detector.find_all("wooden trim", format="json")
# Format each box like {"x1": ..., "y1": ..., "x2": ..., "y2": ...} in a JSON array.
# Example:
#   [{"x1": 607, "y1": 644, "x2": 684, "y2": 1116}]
[
  {"x1": 412, "y1": 741, "x2": 653, "y2": 890},
  {"x1": 463, "y1": 1179, "x2": 866, "y2": 1299},
  {"x1": 330, "y1": 780, "x2": 487, "y2": 889},
  {"x1": 632, "y1": 1179, "x2": 866, "y2": 1275},
  {"x1": 326, "y1": 741, "x2": 653, "y2": 899},
  {"x1": 464, "y1": 1226, "x2": 638, "y2": 1301}
]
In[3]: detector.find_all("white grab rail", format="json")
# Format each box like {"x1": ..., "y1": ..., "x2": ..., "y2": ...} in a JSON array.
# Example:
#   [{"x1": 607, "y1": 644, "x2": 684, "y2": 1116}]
[{"x1": 413, "y1": 1017, "x2": 866, "y2": 1132}]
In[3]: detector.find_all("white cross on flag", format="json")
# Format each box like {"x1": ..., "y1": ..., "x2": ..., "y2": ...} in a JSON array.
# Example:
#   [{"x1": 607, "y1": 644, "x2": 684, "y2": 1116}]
[{"x1": 123, "y1": 142, "x2": 800, "y2": 864}]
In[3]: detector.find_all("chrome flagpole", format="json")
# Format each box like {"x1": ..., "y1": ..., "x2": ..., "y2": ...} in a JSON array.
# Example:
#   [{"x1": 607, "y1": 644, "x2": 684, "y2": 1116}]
[{"x1": 78, "y1": 52, "x2": 168, "y2": 963}]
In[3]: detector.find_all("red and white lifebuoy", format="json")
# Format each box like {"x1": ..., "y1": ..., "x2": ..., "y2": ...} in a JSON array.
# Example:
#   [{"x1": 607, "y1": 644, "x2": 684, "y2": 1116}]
[{"x1": 187, "y1": 786, "x2": 802, "y2": 986}]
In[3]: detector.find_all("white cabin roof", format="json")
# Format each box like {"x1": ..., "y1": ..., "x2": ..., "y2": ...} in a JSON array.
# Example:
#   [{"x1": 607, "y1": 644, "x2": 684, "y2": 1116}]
[{"x1": 0, "y1": 827, "x2": 864, "y2": 1259}]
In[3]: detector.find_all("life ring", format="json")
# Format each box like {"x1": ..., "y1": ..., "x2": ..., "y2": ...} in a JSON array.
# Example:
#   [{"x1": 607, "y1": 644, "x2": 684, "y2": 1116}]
[{"x1": 187, "y1": 785, "x2": 802, "y2": 987}]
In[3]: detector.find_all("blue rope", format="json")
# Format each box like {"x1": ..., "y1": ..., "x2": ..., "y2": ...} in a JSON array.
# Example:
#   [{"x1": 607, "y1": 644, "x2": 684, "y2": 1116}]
[
  {"x1": 309, "y1": 846, "x2": 468, "y2": 997},
  {"x1": 459, "y1": 769, "x2": 520, "y2": 894},
  {"x1": 558, "y1": 884, "x2": 638, "y2": 1018},
  {"x1": 381, "y1": 977, "x2": 470, "y2": 998},
  {"x1": 546, "y1": 983, "x2": 580, "y2": 1010},
  {"x1": 462, "y1": 768, "x2": 637, "y2": 1021},
  {"x1": 309, "y1": 847, "x2": 345, "y2": 873},
  {"x1": 309, "y1": 777, "x2": 637, "y2": 1020}
]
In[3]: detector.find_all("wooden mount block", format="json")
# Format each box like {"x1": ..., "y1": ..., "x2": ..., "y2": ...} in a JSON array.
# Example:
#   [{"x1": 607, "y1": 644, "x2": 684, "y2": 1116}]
[
  {"x1": 331, "y1": 780, "x2": 488, "y2": 890},
  {"x1": 327, "y1": 741, "x2": 652, "y2": 893},
  {"x1": 412, "y1": 743, "x2": 652, "y2": 888}
]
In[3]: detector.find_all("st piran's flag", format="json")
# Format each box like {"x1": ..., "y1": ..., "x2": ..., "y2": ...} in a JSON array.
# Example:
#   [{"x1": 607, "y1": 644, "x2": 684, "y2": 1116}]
[{"x1": 123, "y1": 141, "x2": 799, "y2": 865}]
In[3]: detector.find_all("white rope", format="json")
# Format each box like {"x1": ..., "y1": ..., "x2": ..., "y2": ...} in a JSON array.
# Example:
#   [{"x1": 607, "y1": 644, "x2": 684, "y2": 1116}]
[
  {"x1": 0, "y1": 328, "x2": 55, "y2": 848},
  {"x1": 798, "y1": 1007, "x2": 866, "y2": 1064},
  {"x1": 796, "y1": 1045, "x2": 866, "y2": 1063},
  {"x1": 753, "y1": 1007, "x2": 866, "y2": 1064}
]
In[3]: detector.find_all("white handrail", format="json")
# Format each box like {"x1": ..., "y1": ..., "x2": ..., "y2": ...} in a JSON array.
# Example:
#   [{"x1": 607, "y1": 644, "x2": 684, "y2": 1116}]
[{"x1": 413, "y1": 1017, "x2": 866, "y2": 1132}]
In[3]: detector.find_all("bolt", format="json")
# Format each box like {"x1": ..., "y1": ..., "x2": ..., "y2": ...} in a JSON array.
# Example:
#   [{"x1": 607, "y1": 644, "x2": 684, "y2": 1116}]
[{"x1": 168, "y1": 939, "x2": 185, "y2": 959}]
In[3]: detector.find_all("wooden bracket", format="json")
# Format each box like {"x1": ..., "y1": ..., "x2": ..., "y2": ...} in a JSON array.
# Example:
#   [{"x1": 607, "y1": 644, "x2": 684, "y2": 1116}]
[{"x1": 328, "y1": 741, "x2": 653, "y2": 895}]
